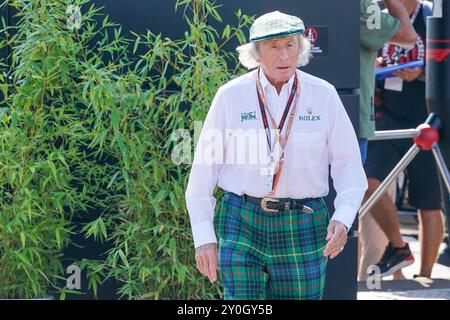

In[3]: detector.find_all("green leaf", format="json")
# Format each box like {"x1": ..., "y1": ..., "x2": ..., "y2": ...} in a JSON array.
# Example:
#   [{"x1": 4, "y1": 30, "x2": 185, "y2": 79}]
[
  {"x1": 57, "y1": 153, "x2": 68, "y2": 167},
  {"x1": 82, "y1": 218, "x2": 107, "y2": 242},
  {"x1": 118, "y1": 249, "x2": 129, "y2": 268},
  {"x1": 98, "y1": 219, "x2": 107, "y2": 240},
  {"x1": 111, "y1": 107, "x2": 120, "y2": 133},
  {"x1": 82, "y1": 81, "x2": 90, "y2": 100},
  {"x1": 177, "y1": 265, "x2": 187, "y2": 284},
  {"x1": 15, "y1": 251, "x2": 32, "y2": 267},
  {"x1": 117, "y1": 134, "x2": 127, "y2": 156},
  {"x1": 222, "y1": 25, "x2": 230, "y2": 39},
  {"x1": 20, "y1": 232, "x2": 26, "y2": 248},
  {"x1": 55, "y1": 228, "x2": 61, "y2": 249},
  {"x1": 47, "y1": 160, "x2": 58, "y2": 186},
  {"x1": 102, "y1": 15, "x2": 110, "y2": 28},
  {"x1": 133, "y1": 35, "x2": 141, "y2": 55},
  {"x1": 209, "y1": 7, "x2": 223, "y2": 23},
  {"x1": 107, "y1": 171, "x2": 120, "y2": 189},
  {"x1": 154, "y1": 188, "x2": 167, "y2": 203},
  {"x1": 169, "y1": 238, "x2": 177, "y2": 258}
]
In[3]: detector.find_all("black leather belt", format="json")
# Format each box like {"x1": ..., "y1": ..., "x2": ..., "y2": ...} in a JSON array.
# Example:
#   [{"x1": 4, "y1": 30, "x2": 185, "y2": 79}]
[{"x1": 236, "y1": 193, "x2": 317, "y2": 213}]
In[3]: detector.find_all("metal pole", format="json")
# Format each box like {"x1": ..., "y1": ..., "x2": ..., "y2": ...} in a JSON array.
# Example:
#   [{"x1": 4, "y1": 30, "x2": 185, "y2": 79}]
[
  {"x1": 432, "y1": 143, "x2": 450, "y2": 194},
  {"x1": 359, "y1": 144, "x2": 421, "y2": 219},
  {"x1": 369, "y1": 129, "x2": 421, "y2": 141}
]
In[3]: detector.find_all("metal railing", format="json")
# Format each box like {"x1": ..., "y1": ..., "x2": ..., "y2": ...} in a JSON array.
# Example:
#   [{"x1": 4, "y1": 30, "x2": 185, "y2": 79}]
[{"x1": 359, "y1": 113, "x2": 450, "y2": 219}]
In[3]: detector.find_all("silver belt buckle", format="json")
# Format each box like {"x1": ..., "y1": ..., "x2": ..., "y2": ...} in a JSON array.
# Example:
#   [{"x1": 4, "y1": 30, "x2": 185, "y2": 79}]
[
  {"x1": 261, "y1": 197, "x2": 279, "y2": 213},
  {"x1": 301, "y1": 205, "x2": 314, "y2": 214}
]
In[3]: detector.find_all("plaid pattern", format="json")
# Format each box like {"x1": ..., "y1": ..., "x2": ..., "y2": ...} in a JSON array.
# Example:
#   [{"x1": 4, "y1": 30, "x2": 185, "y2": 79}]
[
  {"x1": 214, "y1": 192, "x2": 330, "y2": 300},
  {"x1": 250, "y1": 11, "x2": 305, "y2": 42}
]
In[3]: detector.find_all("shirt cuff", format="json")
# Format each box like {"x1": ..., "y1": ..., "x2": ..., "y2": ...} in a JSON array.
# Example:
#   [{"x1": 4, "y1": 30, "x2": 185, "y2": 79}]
[
  {"x1": 191, "y1": 220, "x2": 218, "y2": 249},
  {"x1": 330, "y1": 205, "x2": 358, "y2": 232}
]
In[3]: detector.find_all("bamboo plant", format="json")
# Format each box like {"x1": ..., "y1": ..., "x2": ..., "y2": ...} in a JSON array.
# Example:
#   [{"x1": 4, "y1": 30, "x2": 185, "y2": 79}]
[{"x1": 0, "y1": 0, "x2": 252, "y2": 299}]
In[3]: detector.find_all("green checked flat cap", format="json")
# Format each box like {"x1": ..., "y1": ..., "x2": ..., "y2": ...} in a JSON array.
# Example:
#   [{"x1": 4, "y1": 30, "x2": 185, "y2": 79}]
[{"x1": 249, "y1": 11, "x2": 305, "y2": 42}]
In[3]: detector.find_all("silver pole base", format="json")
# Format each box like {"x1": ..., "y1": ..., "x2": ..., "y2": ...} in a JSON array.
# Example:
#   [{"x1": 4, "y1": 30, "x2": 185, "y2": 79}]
[{"x1": 359, "y1": 144, "x2": 421, "y2": 219}]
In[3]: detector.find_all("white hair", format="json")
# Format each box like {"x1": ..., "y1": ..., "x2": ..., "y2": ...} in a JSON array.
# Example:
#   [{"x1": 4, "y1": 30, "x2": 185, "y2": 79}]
[{"x1": 236, "y1": 34, "x2": 311, "y2": 69}]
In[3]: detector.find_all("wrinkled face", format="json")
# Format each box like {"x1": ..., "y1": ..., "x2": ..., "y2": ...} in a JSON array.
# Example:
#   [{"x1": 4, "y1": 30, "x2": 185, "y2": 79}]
[{"x1": 256, "y1": 35, "x2": 300, "y2": 84}]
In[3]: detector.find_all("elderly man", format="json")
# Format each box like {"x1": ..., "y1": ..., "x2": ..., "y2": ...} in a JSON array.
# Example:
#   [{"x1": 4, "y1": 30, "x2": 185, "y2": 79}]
[{"x1": 185, "y1": 11, "x2": 367, "y2": 300}]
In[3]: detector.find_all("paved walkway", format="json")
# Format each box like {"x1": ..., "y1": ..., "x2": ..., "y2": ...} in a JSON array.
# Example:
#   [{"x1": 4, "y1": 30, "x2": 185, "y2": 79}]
[{"x1": 358, "y1": 236, "x2": 450, "y2": 300}]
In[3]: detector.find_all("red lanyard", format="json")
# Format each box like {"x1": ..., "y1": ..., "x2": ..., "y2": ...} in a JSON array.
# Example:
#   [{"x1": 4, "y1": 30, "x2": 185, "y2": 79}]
[{"x1": 256, "y1": 68, "x2": 300, "y2": 195}]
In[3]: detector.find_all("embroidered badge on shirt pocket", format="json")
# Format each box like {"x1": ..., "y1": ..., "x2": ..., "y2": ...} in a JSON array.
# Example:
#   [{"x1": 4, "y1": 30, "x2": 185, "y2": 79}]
[{"x1": 240, "y1": 110, "x2": 258, "y2": 122}]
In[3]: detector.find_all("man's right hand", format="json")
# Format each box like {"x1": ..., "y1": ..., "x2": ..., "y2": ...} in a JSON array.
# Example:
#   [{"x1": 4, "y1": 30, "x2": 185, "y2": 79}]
[
  {"x1": 375, "y1": 57, "x2": 384, "y2": 68},
  {"x1": 195, "y1": 242, "x2": 218, "y2": 283}
]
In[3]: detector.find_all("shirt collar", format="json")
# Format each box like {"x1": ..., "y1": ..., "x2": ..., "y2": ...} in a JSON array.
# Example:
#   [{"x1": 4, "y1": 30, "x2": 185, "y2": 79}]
[{"x1": 258, "y1": 68, "x2": 297, "y2": 94}]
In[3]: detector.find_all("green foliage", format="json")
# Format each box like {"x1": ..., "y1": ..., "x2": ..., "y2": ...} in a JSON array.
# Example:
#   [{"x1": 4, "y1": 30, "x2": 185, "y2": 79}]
[{"x1": 0, "y1": 0, "x2": 252, "y2": 299}]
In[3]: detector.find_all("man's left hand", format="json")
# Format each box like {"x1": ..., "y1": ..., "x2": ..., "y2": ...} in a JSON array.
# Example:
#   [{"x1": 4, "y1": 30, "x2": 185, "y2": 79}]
[
  {"x1": 323, "y1": 220, "x2": 348, "y2": 259},
  {"x1": 393, "y1": 67, "x2": 423, "y2": 82}
]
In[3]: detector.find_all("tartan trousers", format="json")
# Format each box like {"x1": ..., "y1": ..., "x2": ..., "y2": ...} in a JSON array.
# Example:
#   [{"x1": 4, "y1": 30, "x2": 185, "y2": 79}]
[{"x1": 214, "y1": 191, "x2": 330, "y2": 300}]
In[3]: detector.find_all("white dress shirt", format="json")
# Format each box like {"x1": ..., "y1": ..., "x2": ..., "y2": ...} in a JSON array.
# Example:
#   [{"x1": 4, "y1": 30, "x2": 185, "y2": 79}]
[{"x1": 185, "y1": 69, "x2": 368, "y2": 249}]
